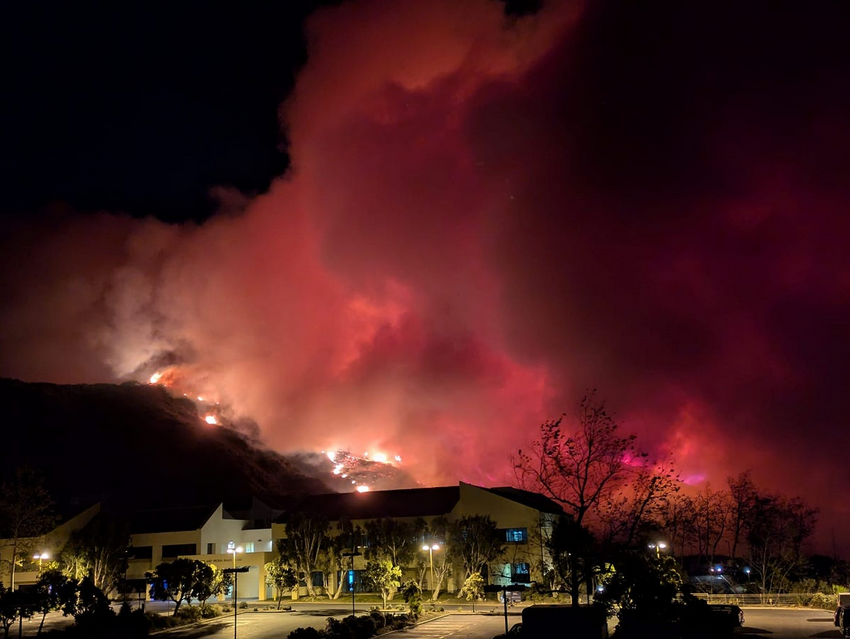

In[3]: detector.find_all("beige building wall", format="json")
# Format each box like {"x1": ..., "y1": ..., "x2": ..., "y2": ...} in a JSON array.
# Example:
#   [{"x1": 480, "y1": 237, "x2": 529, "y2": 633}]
[
  {"x1": 0, "y1": 503, "x2": 101, "y2": 590},
  {"x1": 270, "y1": 483, "x2": 558, "y2": 596},
  {"x1": 128, "y1": 504, "x2": 274, "y2": 601}
]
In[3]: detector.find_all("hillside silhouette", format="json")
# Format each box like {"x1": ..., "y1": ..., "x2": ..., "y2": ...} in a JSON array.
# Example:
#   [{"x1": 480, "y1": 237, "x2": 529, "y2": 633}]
[{"x1": 0, "y1": 378, "x2": 328, "y2": 514}]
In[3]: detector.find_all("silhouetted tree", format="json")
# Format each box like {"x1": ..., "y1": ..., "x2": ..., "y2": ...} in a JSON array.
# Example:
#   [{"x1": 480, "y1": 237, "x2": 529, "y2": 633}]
[
  {"x1": 513, "y1": 393, "x2": 646, "y2": 529},
  {"x1": 547, "y1": 515, "x2": 597, "y2": 607},
  {"x1": 0, "y1": 467, "x2": 56, "y2": 591}
]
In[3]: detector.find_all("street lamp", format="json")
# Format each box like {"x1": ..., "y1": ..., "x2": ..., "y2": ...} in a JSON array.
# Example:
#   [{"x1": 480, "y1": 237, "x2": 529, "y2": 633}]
[
  {"x1": 422, "y1": 544, "x2": 440, "y2": 599},
  {"x1": 227, "y1": 542, "x2": 243, "y2": 639},
  {"x1": 33, "y1": 552, "x2": 49, "y2": 572},
  {"x1": 648, "y1": 542, "x2": 667, "y2": 559}
]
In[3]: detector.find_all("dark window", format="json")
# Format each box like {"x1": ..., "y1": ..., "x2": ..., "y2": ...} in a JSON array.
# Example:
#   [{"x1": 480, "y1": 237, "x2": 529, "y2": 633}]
[
  {"x1": 311, "y1": 572, "x2": 324, "y2": 587},
  {"x1": 162, "y1": 543, "x2": 196, "y2": 558},
  {"x1": 512, "y1": 562, "x2": 530, "y2": 583},
  {"x1": 207, "y1": 543, "x2": 216, "y2": 554},
  {"x1": 130, "y1": 546, "x2": 153, "y2": 559},
  {"x1": 505, "y1": 528, "x2": 528, "y2": 543}
]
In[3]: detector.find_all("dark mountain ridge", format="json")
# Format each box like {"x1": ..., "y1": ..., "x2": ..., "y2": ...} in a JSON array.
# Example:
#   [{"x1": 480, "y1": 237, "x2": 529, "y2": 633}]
[{"x1": 0, "y1": 378, "x2": 329, "y2": 515}]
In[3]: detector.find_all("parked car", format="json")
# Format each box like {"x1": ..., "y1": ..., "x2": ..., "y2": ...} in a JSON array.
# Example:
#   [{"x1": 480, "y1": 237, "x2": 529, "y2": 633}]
[
  {"x1": 493, "y1": 622, "x2": 522, "y2": 639},
  {"x1": 708, "y1": 604, "x2": 744, "y2": 627},
  {"x1": 837, "y1": 606, "x2": 850, "y2": 638}
]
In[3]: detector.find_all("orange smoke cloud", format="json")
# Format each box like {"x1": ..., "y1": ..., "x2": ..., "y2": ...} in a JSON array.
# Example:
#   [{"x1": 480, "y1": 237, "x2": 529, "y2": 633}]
[{"x1": 2, "y1": 0, "x2": 850, "y2": 553}]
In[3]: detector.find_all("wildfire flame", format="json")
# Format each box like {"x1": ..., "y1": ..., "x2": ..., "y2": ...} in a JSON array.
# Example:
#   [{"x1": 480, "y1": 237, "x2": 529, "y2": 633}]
[
  {"x1": 149, "y1": 372, "x2": 163, "y2": 384},
  {"x1": 204, "y1": 415, "x2": 217, "y2": 425},
  {"x1": 356, "y1": 486, "x2": 370, "y2": 493}
]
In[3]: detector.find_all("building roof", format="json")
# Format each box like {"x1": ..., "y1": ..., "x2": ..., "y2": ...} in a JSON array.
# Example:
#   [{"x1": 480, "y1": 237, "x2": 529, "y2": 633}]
[
  {"x1": 279, "y1": 486, "x2": 461, "y2": 522},
  {"x1": 277, "y1": 483, "x2": 565, "y2": 523},
  {"x1": 481, "y1": 486, "x2": 565, "y2": 515},
  {"x1": 110, "y1": 504, "x2": 222, "y2": 535}
]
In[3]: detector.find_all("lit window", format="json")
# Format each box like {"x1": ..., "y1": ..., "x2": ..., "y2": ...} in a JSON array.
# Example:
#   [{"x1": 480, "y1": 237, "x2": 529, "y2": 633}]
[{"x1": 505, "y1": 528, "x2": 528, "y2": 543}]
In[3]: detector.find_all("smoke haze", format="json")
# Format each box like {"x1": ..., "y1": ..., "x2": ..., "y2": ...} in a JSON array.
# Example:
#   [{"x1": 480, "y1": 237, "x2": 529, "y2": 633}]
[{"x1": 2, "y1": 0, "x2": 849, "y2": 551}]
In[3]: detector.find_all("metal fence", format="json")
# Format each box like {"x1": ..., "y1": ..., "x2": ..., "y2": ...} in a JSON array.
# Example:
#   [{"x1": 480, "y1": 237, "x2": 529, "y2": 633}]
[{"x1": 692, "y1": 593, "x2": 823, "y2": 607}]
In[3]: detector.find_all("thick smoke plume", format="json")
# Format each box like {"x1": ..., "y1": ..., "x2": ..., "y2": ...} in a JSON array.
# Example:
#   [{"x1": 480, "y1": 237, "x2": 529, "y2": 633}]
[{"x1": 2, "y1": 0, "x2": 850, "y2": 550}]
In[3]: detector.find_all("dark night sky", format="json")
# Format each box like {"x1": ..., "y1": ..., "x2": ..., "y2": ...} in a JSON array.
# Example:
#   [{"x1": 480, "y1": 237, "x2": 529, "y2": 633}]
[{"x1": 2, "y1": 0, "x2": 850, "y2": 554}]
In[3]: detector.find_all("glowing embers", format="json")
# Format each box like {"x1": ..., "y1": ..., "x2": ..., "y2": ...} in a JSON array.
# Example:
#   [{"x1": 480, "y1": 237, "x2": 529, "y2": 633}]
[
  {"x1": 149, "y1": 371, "x2": 164, "y2": 384},
  {"x1": 204, "y1": 415, "x2": 218, "y2": 425},
  {"x1": 356, "y1": 485, "x2": 370, "y2": 493}
]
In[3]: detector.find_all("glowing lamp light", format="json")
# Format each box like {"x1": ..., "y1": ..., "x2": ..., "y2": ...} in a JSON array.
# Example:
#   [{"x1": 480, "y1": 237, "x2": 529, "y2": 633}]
[
  {"x1": 204, "y1": 415, "x2": 217, "y2": 425},
  {"x1": 356, "y1": 485, "x2": 370, "y2": 493}
]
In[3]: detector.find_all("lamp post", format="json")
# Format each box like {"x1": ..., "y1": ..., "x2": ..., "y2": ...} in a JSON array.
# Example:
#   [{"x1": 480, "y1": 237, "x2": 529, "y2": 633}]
[
  {"x1": 227, "y1": 542, "x2": 243, "y2": 639},
  {"x1": 421, "y1": 544, "x2": 440, "y2": 599},
  {"x1": 32, "y1": 553, "x2": 49, "y2": 572},
  {"x1": 648, "y1": 542, "x2": 667, "y2": 559}
]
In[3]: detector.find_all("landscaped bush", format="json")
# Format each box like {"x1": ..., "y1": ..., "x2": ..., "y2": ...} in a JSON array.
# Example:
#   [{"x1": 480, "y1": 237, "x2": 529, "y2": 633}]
[
  {"x1": 325, "y1": 617, "x2": 353, "y2": 639},
  {"x1": 344, "y1": 614, "x2": 377, "y2": 639},
  {"x1": 288, "y1": 626, "x2": 324, "y2": 639},
  {"x1": 810, "y1": 592, "x2": 837, "y2": 611},
  {"x1": 239, "y1": 600, "x2": 249, "y2": 609},
  {"x1": 146, "y1": 612, "x2": 181, "y2": 630},
  {"x1": 174, "y1": 605, "x2": 203, "y2": 623},
  {"x1": 369, "y1": 610, "x2": 386, "y2": 630},
  {"x1": 201, "y1": 604, "x2": 223, "y2": 618}
]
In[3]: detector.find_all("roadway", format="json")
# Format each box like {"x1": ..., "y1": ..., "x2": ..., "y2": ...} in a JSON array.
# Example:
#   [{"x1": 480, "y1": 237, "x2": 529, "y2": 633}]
[{"x1": 14, "y1": 603, "x2": 841, "y2": 638}]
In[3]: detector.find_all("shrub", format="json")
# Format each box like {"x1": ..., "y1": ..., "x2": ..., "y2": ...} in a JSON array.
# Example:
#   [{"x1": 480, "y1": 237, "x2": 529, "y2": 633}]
[
  {"x1": 174, "y1": 605, "x2": 203, "y2": 623},
  {"x1": 289, "y1": 626, "x2": 326, "y2": 639},
  {"x1": 239, "y1": 601, "x2": 249, "y2": 609},
  {"x1": 370, "y1": 610, "x2": 386, "y2": 629},
  {"x1": 146, "y1": 612, "x2": 180, "y2": 630},
  {"x1": 344, "y1": 614, "x2": 377, "y2": 639},
  {"x1": 810, "y1": 592, "x2": 837, "y2": 611},
  {"x1": 202, "y1": 605, "x2": 223, "y2": 618},
  {"x1": 326, "y1": 616, "x2": 353, "y2": 639}
]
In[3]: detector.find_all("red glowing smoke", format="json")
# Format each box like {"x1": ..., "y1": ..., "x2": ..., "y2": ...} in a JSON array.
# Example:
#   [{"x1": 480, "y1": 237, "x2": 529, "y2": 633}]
[{"x1": 2, "y1": 0, "x2": 850, "y2": 552}]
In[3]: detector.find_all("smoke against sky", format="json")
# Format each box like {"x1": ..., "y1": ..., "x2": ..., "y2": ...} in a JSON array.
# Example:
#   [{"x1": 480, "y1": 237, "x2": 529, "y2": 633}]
[{"x1": 2, "y1": 0, "x2": 850, "y2": 550}]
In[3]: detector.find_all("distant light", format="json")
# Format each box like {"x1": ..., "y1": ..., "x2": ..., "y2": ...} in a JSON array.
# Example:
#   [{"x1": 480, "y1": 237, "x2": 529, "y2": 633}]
[
  {"x1": 394, "y1": 455, "x2": 402, "y2": 463},
  {"x1": 149, "y1": 372, "x2": 163, "y2": 384},
  {"x1": 744, "y1": 567, "x2": 751, "y2": 574},
  {"x1": 198, "y1": 396, "x2": 204, "y2": 401},
  {"x1": 356, "y1": 486, "x2": 370, "y2": 493},
  {"x1": 326, "y1": 451, "x2": 336, "y2": 462},
  {"x1": 204, "y1": 415, "x2": 217, "y2": 425}
]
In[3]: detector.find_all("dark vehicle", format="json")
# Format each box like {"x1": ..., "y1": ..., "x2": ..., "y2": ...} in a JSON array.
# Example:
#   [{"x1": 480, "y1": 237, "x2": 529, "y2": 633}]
[
  {"x1": 708, "y1": 604, "x2": 744, "y2": 628},
  {"x1": 493, "y1": 622, "x2": 522, "y2": 639},
  {"x1": 521, "y1": 605, "x2": 608, "y2": 639},
  {"x1": 838, "y1": 606, "x2": 850, "y2": 638}
]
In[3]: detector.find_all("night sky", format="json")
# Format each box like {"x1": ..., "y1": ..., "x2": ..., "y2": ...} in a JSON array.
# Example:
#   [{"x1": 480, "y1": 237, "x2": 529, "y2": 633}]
[{"x1": 2, "y1": 1, "x2": 850, "y2": 553}]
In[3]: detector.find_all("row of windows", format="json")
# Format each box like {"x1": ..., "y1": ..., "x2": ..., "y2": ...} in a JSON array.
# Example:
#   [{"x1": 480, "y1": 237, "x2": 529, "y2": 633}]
[{"x1": 130, "y1": 530, "x2": 528, "y2": 562}]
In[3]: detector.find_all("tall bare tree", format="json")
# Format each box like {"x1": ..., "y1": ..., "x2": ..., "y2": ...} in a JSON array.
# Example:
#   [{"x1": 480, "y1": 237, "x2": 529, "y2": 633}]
[
  {"x1": 726, "y1": 471, "x2": 757, "y2": 560},
  {"x1": 513, "y1": 393, "x2": 645, "y2": 529},
  {"x1": 0, "y1": 467, "x2": 56, "y2": 591}
]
